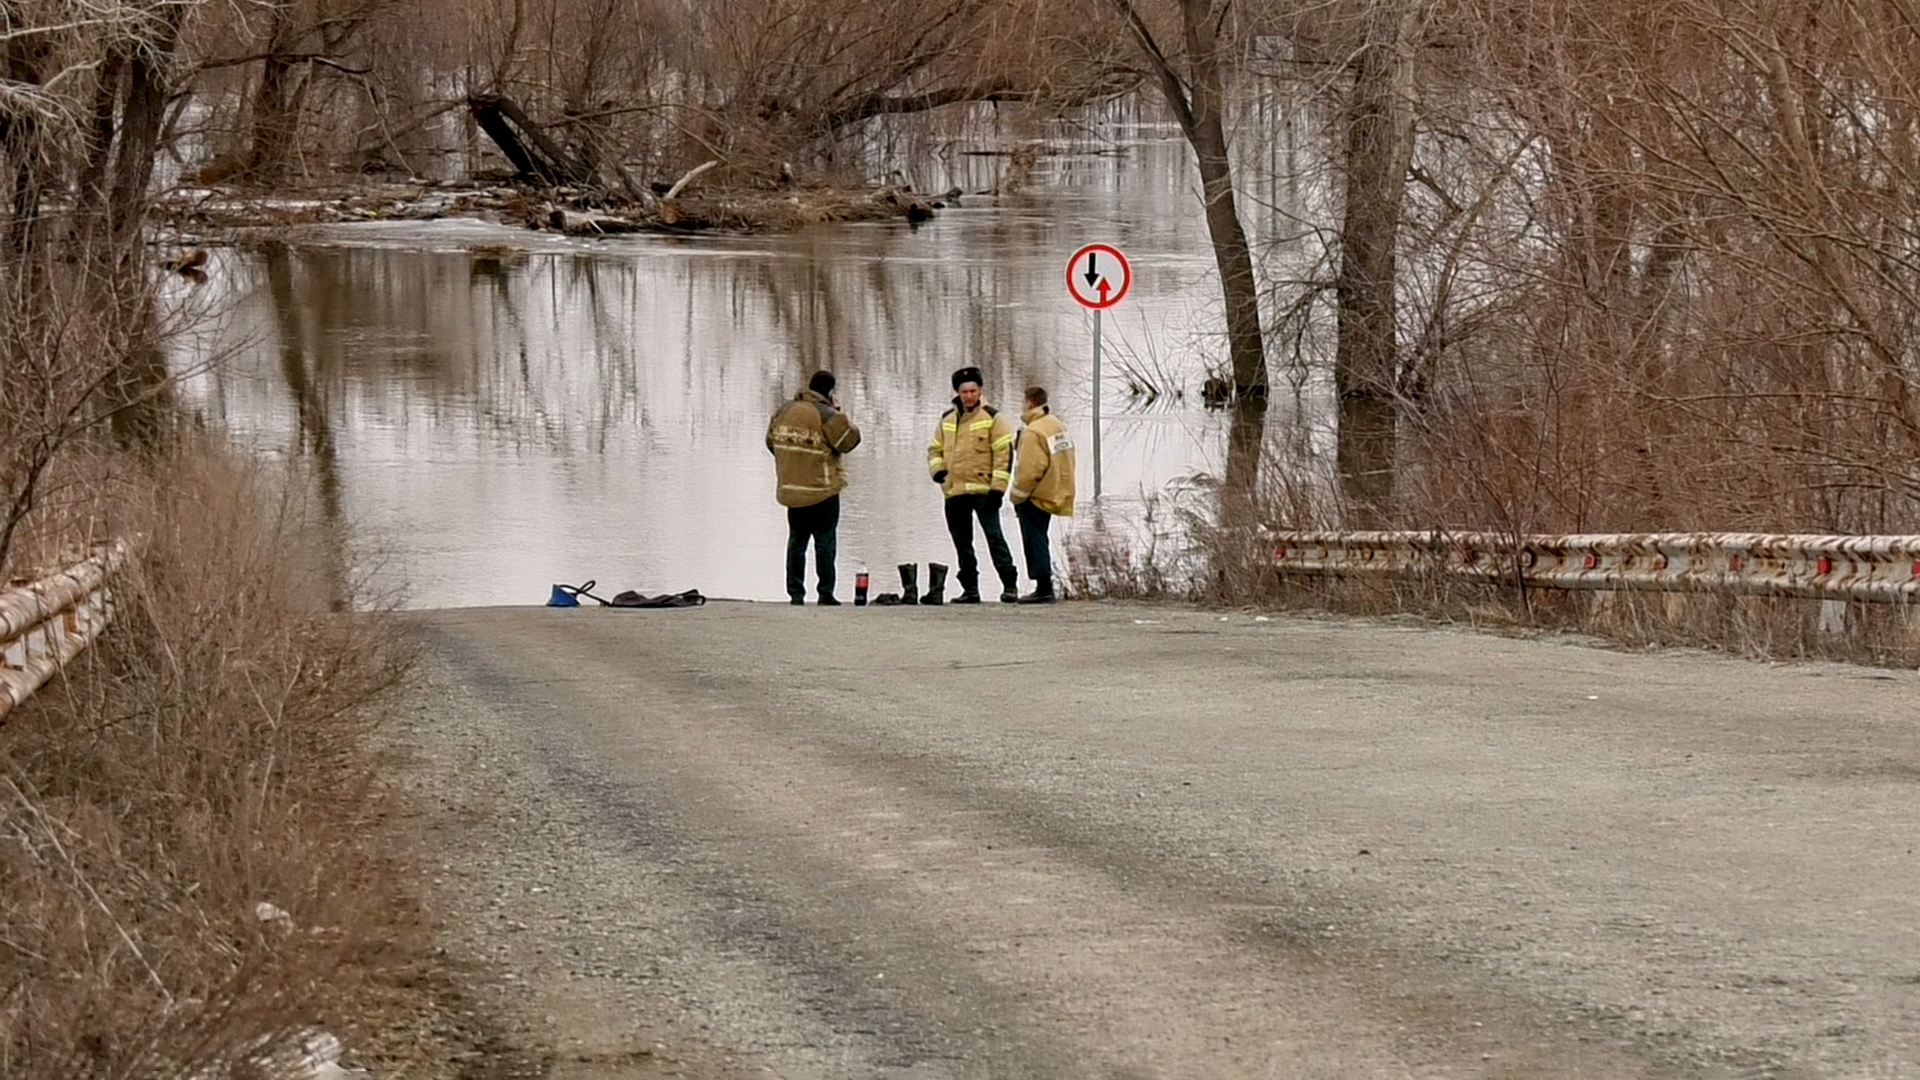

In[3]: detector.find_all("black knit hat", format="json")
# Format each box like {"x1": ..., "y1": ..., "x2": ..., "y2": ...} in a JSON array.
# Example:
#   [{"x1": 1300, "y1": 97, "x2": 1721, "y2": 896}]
[
  {"x1": 951, "y1": 366, "x2": 984, "y2": 391},
  {"x1": 808, "y1": 370, "x2": 836, "y2": 395}
]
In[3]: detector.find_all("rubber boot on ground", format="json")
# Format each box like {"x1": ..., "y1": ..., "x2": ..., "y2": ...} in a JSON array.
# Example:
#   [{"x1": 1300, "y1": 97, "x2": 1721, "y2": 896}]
[
  {"x1": 1018, "y1": 577, "x2": 1057, "y2": 604},
  {"x1": 898, "y1": 563, "x2": 919, "y2": 606},
  {"x1": 920, "y1": 563, "x2": 947, "y2": 605}
]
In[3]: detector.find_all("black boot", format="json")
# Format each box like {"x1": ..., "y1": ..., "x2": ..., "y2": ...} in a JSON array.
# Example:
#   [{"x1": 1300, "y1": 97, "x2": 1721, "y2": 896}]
[
  {"x1": 1018, "y1": 577, "x2": 1057, "y2": 604},
  {"x1": 999, "y1": 572, "x2": 1019, "y2": 604},
  {"x1": 920, "y1": 563, "x2": 947, "y2": 605},
  {"x1": 898, "y1": 563, "x2": 918, "y2": 606},
  {"x1": 953, "y1": 570, "x2": 981, "y2": 604}
]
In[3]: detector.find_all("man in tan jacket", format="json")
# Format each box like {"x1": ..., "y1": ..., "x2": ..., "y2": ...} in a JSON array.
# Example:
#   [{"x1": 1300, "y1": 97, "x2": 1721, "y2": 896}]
[
  {"x1": 927, "y1": 366, "x2": 1019, "y2": 603},
  {"x1": 767, "y1": 370, "x2": 861, "y2": 604},
  {"x1": 1009, "y1": 386, "x2": 1075, "y2": 603}
]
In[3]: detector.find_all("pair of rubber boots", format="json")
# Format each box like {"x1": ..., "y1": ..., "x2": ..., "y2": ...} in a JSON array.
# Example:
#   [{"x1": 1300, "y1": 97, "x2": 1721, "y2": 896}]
[
  {"x1": 896, "y1": 562, "x2": 953, "y2": 605},
  {"x1": 897, "y1": 563, "x2": 1009, "y2": 604}
]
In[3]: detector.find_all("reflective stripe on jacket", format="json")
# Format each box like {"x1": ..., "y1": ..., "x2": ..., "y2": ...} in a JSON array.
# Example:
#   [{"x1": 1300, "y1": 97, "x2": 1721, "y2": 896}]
[
  {"x1": 927, "y1": 398, "x2": 1014, "y2": 498},
  {"x1": 767, "y1": 389, "x2": 861, "y2": 507},
  {"x1": 1010, "y1": 405, "x2": 1075, "y2": 517}
]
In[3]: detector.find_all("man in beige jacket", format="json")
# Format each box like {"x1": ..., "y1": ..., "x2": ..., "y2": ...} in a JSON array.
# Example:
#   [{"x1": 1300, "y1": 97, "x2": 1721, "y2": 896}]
[
  {"x1": 767, "y1": 370, "x2": 861, "y2": 604},
  {"x1": 927, "y1": 366, "x2": 1019, "y2": 603},
  {"x1": 1009, "y1": 385, "x2": 1075, "y2": 603}
]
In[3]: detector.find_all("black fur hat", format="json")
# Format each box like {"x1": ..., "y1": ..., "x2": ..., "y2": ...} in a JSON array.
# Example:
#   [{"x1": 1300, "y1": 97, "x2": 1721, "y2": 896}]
[{"x1": 951, "y1": 366, "x2": 984, "y2": 391}]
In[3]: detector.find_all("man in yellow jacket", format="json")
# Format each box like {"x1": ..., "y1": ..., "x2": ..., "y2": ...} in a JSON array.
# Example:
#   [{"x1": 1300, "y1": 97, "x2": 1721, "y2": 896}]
[
  {"x1": 1009, "y1": 386, "x2": 1075, "y2": 603},
  {"x1": 927, "y1": 366, "x2": 1019, "y2": 603},
  {"x1": 768, "y1": 370, "x2": 861, "y2": 605}
]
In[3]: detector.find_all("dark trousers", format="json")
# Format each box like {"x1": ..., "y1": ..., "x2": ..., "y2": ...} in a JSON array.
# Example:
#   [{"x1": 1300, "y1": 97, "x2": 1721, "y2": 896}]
[
  {"x1": 786, "y1": 495, "x2": 840, "y2": 601},
  {"x1": 1015, "y1": 499, "x2": 1053, "y2": 584},
  {"x1": 943, "y1": 492, "x2": 1017, "y2": 593}
]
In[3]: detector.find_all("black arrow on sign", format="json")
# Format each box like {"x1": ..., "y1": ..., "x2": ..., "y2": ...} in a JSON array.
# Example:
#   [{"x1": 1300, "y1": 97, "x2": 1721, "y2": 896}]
[{"x1": 1083, "y1": 252, "x2": 1101, "y2": 288}]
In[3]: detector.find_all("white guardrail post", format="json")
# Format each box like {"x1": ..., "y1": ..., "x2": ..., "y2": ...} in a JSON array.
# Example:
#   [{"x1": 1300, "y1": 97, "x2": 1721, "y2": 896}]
[
  {"x1": 0, "y1": 540, "x2": 131, "y2": 721},
  {"x1": 1269, "y1": 531, "x2": 1920, "y2": 603}
]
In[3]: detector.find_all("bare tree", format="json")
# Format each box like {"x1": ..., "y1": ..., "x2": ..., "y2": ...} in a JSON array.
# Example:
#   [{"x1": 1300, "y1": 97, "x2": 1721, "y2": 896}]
[
  {"x1": 1104, "y1": 0, "x2": 1267, "y2": 404},
  {"x1": 1098, "y1": 0, "x2": 1270, "y2": 495}
]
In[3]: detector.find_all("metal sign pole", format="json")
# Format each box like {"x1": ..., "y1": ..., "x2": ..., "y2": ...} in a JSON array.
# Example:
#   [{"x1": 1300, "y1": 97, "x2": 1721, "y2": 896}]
[
  {"x1": 1092, "y1": 306, "x2": 1103, "y2": 502},
  {"x1": 1067, "y1": 242, "x2": 1127, "y2": 505}
]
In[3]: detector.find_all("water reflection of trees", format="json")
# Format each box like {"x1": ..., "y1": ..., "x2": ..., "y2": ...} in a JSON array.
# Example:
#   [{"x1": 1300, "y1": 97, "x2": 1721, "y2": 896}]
[{"x1": 206, "y1": 169, "x2": 1233, "y2": 468}]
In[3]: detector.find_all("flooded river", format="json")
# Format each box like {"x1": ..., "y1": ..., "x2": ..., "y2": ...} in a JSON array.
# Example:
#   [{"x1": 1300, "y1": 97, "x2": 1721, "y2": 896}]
[{"x1": 170, "y1": 132, "x2": 1267, "y2": 607}]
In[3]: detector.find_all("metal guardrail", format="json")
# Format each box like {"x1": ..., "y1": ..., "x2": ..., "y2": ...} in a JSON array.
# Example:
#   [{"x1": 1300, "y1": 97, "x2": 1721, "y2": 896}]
[
  {"x1": 0, "y1": 541, "x2": 130, "y2": 721},
  {"x1": 1269, "y1": 531, "x2": 1920, "y2": 603}
]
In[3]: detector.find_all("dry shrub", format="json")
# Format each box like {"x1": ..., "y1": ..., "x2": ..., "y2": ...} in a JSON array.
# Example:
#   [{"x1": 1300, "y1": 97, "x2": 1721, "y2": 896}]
[
  {"x1": 0, "y1": 250, "x2": 175, "y2": 581},
  {"x1": 1065, "y1": 489, "x2": 1196, "y2": 599},
  {"x1": 0, "y1": 439, "x2": 415, "y2": 1078},
  {"x1": 1071, "y1": 435, "x2": 1920, "y2": 665},
  {"x1": 1371, "y1": 0, "x2": 1920, "y2": 541}
]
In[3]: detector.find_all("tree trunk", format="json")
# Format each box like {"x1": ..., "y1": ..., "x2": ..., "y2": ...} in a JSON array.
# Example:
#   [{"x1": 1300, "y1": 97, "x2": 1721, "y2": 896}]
[
  {"x1": 107, "y1": 8, "x2": 186, "y2": 237},
  {"x1": 1108, "y1": 0, "x2": 1269, "y2": 494},
  {"x1": 243, "y1": 2, "x2": 303, "y2": 182},
  {"x1": 1179, "y1": 0, "x2": 1267, "y2": 410},
  {"x1": 5, "y1": 118, "x2": 39, "y2": 254},
  {"x1": 2, "y1": 4, "x2": 50, "y2": 252},
  {"x1": 248, "y1": 55, "x2": 302, "y2": 182},
  {"x1": 78, "y1": 52, "x2": 124, "y2": 216},
  {"x1": 1333, "y1": 0, "x2": 1416, "y2": 525}
]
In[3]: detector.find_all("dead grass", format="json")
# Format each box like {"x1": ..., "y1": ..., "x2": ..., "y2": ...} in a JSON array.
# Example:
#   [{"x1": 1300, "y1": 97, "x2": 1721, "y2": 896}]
[{"x1": 0, "y1": 440, "x2": 418, "y2": 1078}]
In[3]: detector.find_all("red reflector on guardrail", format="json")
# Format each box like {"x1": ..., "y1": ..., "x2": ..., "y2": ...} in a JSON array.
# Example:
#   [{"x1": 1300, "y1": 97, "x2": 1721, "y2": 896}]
[
  {"x1": 1583, "y1": 554, "x2": 1597, "y2": 569},
  {"x1": 1817, "y1": 557, "x2": 1833, "y2": 575}
]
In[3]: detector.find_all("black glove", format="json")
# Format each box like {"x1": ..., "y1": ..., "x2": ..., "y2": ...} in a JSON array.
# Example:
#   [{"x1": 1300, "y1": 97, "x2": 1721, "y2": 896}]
[{"x1": 933, "y1": 470, "x2": 948, "y2": 484}]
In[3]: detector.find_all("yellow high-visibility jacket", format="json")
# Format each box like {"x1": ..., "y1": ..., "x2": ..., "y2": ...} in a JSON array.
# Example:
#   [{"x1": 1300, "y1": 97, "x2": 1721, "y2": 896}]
[
  {"x1": 927, "y1": 399, "x2": 1014, "y2": 498},
  {"x1": 1011, "y1": 405, "x2": 1075, "y2": 517},
  {"x1": 767, "y1": 389, "x2": 861, "y2": 507}
]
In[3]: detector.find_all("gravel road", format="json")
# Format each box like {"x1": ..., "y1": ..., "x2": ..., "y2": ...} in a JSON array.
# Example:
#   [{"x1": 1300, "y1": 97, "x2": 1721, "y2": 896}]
[{"x1": 396, "y1": 602, "x2": 1920, "y2": 1079}]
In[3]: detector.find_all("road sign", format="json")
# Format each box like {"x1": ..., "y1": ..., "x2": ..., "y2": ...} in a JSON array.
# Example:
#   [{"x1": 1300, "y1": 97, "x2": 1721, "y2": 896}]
[{"x1": 1067, "y1": 244, "x2": 1131, "y2": 310}]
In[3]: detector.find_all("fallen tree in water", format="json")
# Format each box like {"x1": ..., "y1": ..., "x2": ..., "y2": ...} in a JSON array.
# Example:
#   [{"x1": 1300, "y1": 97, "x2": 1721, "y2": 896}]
[
  {"x1": 466, "y1": 95, "x2": 596, "y2": 187},
  {"x1": 544, "y1": 184, "x2": 944, "y2": 235},
  {"x1": 155, "y1": 177, "x2": 952, "y2": 237},
  {"x1": 458, "y1": 98, "x2": 952, "y2": 235}
]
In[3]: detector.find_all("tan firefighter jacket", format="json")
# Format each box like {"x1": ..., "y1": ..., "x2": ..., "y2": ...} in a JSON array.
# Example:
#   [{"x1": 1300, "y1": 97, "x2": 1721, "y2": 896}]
[
  {"x1": 927, "y1": 399, "x2": 1014, "y2": 498},
  {"x1": 1011, "y1": 405, "x2": 1076, "y2": 516},
  {"x1": 767, "y1": 389, "x2": 861, "y2": 507}
]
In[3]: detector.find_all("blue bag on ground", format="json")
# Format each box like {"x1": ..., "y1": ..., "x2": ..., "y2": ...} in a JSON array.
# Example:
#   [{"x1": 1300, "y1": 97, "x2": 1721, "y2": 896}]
[{"x1": 546, "y1": 580, "x2": 606, "y2": 607}]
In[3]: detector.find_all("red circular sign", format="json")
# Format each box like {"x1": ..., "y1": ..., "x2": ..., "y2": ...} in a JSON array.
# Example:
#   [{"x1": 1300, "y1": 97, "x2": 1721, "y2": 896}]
[{"x1": 1067, "y1": 243, "x2": 1132, "y2": 309}]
